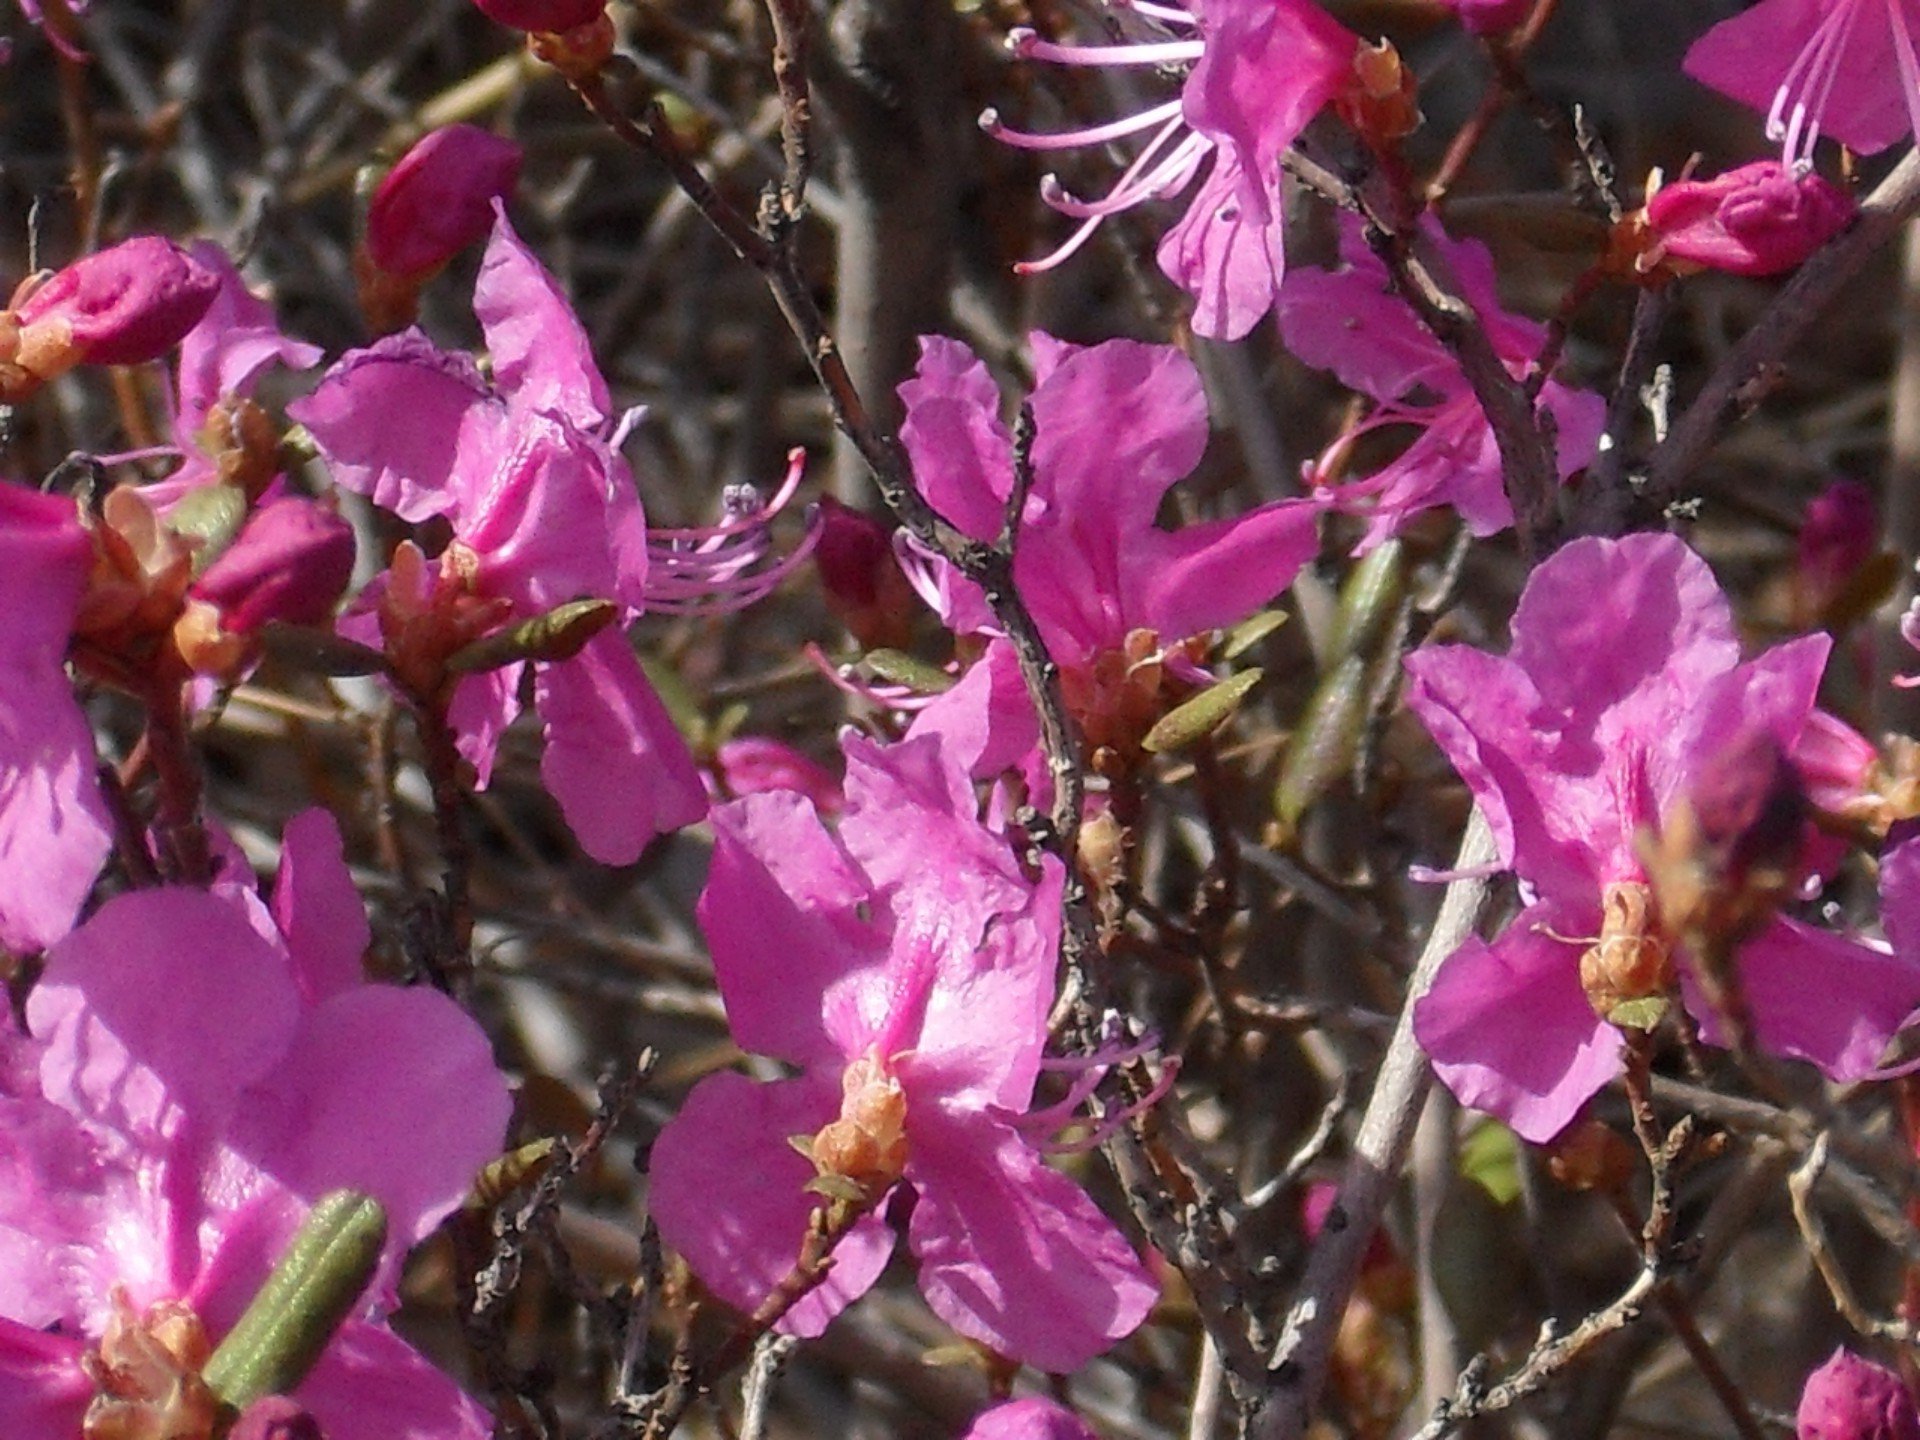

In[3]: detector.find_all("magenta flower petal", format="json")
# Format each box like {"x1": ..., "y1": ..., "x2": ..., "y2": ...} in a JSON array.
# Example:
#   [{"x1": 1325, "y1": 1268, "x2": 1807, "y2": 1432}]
[
  {"x1": 292, "y1": 1319, "x2": 494, "y2": 1440},
  {"x1": 288, "y1": 332, "x2": 495, "y2": 524},
  {"x1": 465, "y1": 418, "x2": 624, "y2": 611},
  {"x1": 449, "y1": 662, "x2": 523, "y2": 790},
  {"x1": 270, "y1": 809, "x2": 370, "y2": 1004},
  {"x1": 963, "y1": 1398, "x2": 1102, "y2": 1440},
  {"x1": 904, "y1": 639, "x2": 1042, "y2": 782},
  {"x1": 897, "y1": 335, "x2": 1018, "y2": 562},
  {"x1": 0, "y1": 1321, "x2": 86, "y2": 1439},
  {"x1": 1684, "y1": 917, "x2": 1920, "y2": 1080},
  {"x1": 1141, "y1": 499, "x2": 1320, "y2": 643},
  {"x1": 1154, "y1": 159, "x2": 1283, "y2": 342},
  {"x1": 0, "y1": 484, "x2": 111, "y2": 954},
  {"x1": 905, "y1": 1105, "x2": 1155, "y2": 1373},
  {"x1": 225, "y1": 986, "x2": 512, "y2": 1257},
  {"x1": 1414, "y1": 917, "x2": 1622, "y2": 1144},
  {"x1": 1684, "y1": 0, "x2": 1917, "y2": 158},
  {"x1": 473, "y1": 201, "x2": 610, "y2": 433},
  {"x1": 700, "y1": 791, "x2": 877, "y2": 1067},
  {"x1": 31, "y1": 889, "x2": 301, "y2": 1147},
  {"x1": 647, "y1": 1070, "x2": 896, "y2": 1336},
  {"x1": 533, "y1": 631, "x2": 707, "y2": 865}
]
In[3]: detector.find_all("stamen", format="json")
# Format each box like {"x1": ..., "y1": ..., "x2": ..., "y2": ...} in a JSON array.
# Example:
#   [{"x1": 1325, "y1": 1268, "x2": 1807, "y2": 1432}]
[
  {"x1": 1007, "y1": 27, "x2": 1202, "y2": 66},
  {"x1": 980, "y1": 98, "x2": 1185, "y2": 152}
]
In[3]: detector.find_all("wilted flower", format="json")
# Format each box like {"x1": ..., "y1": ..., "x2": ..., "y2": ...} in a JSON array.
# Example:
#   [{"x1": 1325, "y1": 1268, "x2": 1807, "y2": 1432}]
[
  {"x1": 1797, "y1": 1348, "x2": 1920, "y2": 1440},
  {"x1": 1639, "y1": 160, "x2": 1854, "y2": 278}
]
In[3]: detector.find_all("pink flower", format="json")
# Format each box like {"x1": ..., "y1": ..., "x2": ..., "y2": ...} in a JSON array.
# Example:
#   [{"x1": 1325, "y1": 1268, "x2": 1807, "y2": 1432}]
[
  {"x1": 896, "y1": 333, "x2": 1319, "y2": 773},
  {"x1": 1, "y1": 238, "x2": 218, "y2": 401},
  {"x1": 1797, "y1": 1348, "x2": 1920, "y2": 1440},
  {"x1": 1684, "y1": 0, "x2": 1920, "y2": 167},
  {"x1": 985, "y1": 0, "x2": 1357, "y2": 338},
  {"x1": 1643, "y1": 161, "x2": 1855, "y2": 277},
  {"x1": 189, "y1": 496, "x2": 356, "y2": 635},
  {"x1": 0, "y1": 482, "x2": 112, "y2": 954},
  {"x1": 0, "y1": 809, "x2": 509, "y2": 1439},
  {"x1": 648, "y1": 732, "x2": 1156, "y2": 1371},
  {"x1": 291, "y1": 205, "x2": 722, "y2": 864},
  {"x1": 1404, "y1": 534, "x2": 1920, "y2": 1142},
  {"x1": 1279, "y1": 215, "x2": 1604, "y2": 552},
  {"x1": 962, "y1": 1398, "x2": 1101, "y2": 1440}
]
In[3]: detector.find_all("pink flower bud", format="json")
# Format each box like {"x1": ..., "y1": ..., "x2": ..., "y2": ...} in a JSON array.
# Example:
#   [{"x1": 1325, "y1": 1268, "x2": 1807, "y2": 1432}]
[
  {"x1": 468, "y1": 0, "x2": 603, "y2": 32},
  {"x1": 1644, "y1": 161, "x2": 1855, "y2": 278},
  {"x1": 191, "y1": 496, "x2": 356, "y2": 634},
  {"x1": 12, "y1": 236, "x2": 219, "y2": 368},
  {"x1": 1440, "y1": 0, "x2": 1533, "y2": 36},
  {"x1": 814, "y1": 496, "x2": 916, "y2": 649},
  {"x1": 961, "y1": 1399, "x2": 1100, "y2": 1440},
  {"x1": 365, "y1": 126, "x2": 523, "y2": 281},
  {"x1": 228, "y1": 1397, "x2": 325, "y2": 1440},
  {"x1": 1796, "y1": 480, "x2": 1875, "y2": 613},
  {"x1": 1797, "y1": 1349, "x2": 1920, "y2": 1440},
  {"x1": 712, "y1": 736, "x2": 844, "y2": 815}
]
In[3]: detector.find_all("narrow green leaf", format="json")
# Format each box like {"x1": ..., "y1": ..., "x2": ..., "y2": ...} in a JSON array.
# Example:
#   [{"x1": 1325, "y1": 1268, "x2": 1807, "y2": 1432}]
[{"x1": 1142, "y1": 669, "x2": 1264, "y2": 754}]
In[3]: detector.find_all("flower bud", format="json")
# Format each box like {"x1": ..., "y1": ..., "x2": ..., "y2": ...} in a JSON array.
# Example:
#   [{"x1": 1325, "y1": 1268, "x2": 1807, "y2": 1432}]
[
  {"x1": 1545, "y1": 1120, "x2": 1636, "y2": 1195},
  {"x1": 366, "y1": 127, "x2": 522, "y2": 280},
  {"x1": 1642, "y1": 161, "x2": 1854, "y2": 278},
  {"x1": 712, "y1": 736, "x2": 844, "y2": 815},
  {"x1": 961, "y1": 1398, "x2": 1100, "y2": 1440},
  {"x1": 469, "y1": 0, "x2": 603, "y2": 30},
  {"x1": 1797, "y1": 1349, "x2": 1920, "y2": 1440},
  {"x1": 1440, "y1": 0, "x2": 1533, "y2": 34},
  {"x1": 359, "y1": 126, "x2": 523, "y2": 333},
  {"x1": 813, "y1": 497, "x2": 917, "y2": 650},
  {"x1": 1792, "y1": 480, "x2": 1878, "y2": 625},
  {"x1": 191, "y1": 497, "x2": 356, "y2": 635},
  {"x1": 3, "y1": 238, "x2": 218, "y2": 399}
]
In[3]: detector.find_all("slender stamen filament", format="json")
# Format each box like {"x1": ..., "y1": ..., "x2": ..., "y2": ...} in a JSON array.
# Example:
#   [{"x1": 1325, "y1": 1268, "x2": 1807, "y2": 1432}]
[
  {"x1": 981, "y1": 98, "x2": 1184, "y2": 152},
  {"x1": 1764, "y1": 0, "x2": 1867, "y2": 169},
  {"x1": 1007, "y1": 27, "x2": 1202, "y2": 66}
]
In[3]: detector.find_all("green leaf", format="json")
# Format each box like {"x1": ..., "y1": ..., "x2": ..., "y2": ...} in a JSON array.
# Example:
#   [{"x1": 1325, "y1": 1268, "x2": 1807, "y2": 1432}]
[
  {"x1": 1459, "y1": 1122, "x2": 1522, "y2": 1206},
  {"x1": 202, "y1": 1190, "x2": 387, "y2": 1409},
  {"x1": 1272, "y1": 653, "x2": 1368, "y2": 832},
  {"x1": 447, "y1": 599, "x2": 618, "y2": 674},
  {"x1": 1222, "y1": 608, "x2": 1289, "y2": 661},
  {"x1": 860, "y1": 648, "x2": 956, "y2": 695},
  {"x1": 1608, "y1": 996, "x2": 1669, "y2": 1032},
  {"x1": 1142, "y1": 669, "x2": 1263, "y2": 754}
]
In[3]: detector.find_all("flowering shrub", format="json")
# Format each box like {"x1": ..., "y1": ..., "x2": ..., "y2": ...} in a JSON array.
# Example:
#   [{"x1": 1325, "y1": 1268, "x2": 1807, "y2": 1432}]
[{"x1": 0, "y1": 0, "x2": 1916, "y2": 1435}]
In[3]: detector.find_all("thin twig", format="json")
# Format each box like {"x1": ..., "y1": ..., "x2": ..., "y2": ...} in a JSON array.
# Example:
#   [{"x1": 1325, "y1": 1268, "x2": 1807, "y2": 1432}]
[{"x1": 1247, "y1": 808, "x2": 1500, "y2": 1440}]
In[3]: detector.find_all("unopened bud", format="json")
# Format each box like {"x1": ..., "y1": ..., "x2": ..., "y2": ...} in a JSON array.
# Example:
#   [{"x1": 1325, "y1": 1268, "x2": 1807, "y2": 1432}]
[
  {"x1": 1797, "y1": 1348, "x2": 1920, "y2": 1440},
  {"x1": 1337, "y1": 39, "x2": 1420, "y2": 148},
  {"x1": 192, "y1": 497, "x2": 357, "y2": 636},
  {"x1": 814, "y1": 497, "x2": 917, "y2": 650},
  {"x1": 359, "y1": 127, "x2": 523, "y2": 334},
  {"x1": 469, "y1": 0, "x2": 603, "y2": 31},
  {"x1": 1440, "y1": 0, "x2": 1533, "y2": 35},
  {"x1": 3, "y1": 238, "x2": 218, "y2": 399},
  {"x1": 712, "y1": 736, "x2": 844, "y2": 815},
  {"x1": 1077, "y1": 808, "x2": 1127, "y2": 898}
]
